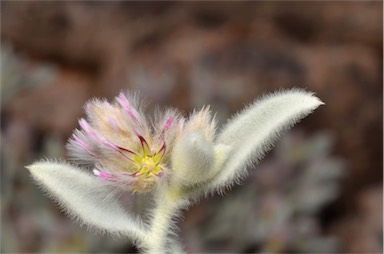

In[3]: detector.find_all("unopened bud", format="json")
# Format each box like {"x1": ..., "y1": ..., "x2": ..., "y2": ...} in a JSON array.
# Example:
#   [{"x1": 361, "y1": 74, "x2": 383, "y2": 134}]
[{"x1": 172, "y1": 130, "x2": 215, "y2": 185}]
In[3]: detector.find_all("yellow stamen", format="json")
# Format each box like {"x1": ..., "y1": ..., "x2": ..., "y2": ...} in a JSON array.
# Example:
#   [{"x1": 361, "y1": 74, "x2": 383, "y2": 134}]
[{"x1": 135, "y1": 155, "x2": 163, "y2": 176}]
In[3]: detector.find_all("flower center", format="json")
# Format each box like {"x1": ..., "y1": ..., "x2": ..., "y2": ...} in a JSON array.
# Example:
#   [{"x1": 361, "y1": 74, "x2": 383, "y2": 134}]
[{"x1": 135, "y1": 155, "x2": 163, "y2": 176}]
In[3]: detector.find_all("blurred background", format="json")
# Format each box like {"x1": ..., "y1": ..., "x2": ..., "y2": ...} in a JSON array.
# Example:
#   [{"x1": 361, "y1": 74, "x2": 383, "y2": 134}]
[{"x1": 1, "y1": 2, "x2": 382, "y2": 253}]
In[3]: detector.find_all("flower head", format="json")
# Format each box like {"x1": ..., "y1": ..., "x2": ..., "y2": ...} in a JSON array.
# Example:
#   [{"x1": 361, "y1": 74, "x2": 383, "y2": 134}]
[{"x1": 67, "y1": 92, "x2": 183, "y2": 192}]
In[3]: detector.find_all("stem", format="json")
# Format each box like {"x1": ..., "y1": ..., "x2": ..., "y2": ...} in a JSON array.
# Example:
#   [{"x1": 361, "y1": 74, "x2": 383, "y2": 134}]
[{"x1": 144, "y1": 185, "x2": 186, "y2": 254}]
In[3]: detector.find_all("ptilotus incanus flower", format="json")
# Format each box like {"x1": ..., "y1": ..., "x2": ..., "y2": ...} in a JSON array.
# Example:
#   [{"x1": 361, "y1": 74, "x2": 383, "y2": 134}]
[
  {"x1": 27, "y1": 89, "x2": 324, "y2": 253},
  {"x1": 67, "y1": 92, "x2": 184, "y2": 193}
]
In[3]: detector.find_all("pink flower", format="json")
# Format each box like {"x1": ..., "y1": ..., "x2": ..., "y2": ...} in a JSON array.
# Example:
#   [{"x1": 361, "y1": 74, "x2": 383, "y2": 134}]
[{"x1": 66, "y1": 92, "x2": 184, "y2": 192}]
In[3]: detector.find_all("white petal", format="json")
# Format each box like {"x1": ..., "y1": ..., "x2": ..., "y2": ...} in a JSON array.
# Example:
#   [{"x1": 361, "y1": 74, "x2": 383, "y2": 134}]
[
  {"x1": 211, "y1": 89, "x2": 324, "y2": 191},
  {"x1": 26, "y1": 160, "x2": 146, "y2": 241}
]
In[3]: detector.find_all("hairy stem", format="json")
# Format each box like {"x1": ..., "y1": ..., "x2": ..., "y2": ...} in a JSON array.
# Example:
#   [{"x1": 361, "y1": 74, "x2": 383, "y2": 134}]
[{"x1": 143, "y1": 185, "x2": 186, "y2": 254}]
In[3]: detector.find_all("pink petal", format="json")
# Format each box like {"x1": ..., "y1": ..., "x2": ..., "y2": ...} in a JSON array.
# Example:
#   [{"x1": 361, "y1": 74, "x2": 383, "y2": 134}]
[
  {"x1": 165, "y1": 117, "x2": 173, "y2": 129},
  {"x1": 117, "y1": 92, "x2": 138, "y2": 122}
]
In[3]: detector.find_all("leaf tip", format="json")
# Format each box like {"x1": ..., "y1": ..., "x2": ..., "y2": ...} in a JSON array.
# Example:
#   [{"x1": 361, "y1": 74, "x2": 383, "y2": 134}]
[
  {"x1": 25, "y1": 162, "x2": 41, "y2": 173},
  {"x1": 311, "y1": 94, "x2": 325, "y2": 107}
]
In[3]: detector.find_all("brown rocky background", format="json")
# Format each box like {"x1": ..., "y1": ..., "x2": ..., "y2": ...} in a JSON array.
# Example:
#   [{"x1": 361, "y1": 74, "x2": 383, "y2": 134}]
[{"x1": 1, "y1": 2, "x2": 382, "y2": 253}]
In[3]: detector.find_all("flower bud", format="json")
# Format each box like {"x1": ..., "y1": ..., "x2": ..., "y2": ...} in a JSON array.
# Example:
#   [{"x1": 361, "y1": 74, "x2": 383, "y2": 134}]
[{"x1": 172, "y1": 130, "x2": 215, "y2": 185}]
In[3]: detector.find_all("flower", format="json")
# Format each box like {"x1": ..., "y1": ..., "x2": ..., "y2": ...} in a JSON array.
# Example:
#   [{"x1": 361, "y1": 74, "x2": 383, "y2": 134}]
[
  {"x1": 27, "y1": 89, "x2": 323, "y2": 253},
  {"x1": 67, "y1": 92, "x2": 184, "y2": 192}
]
